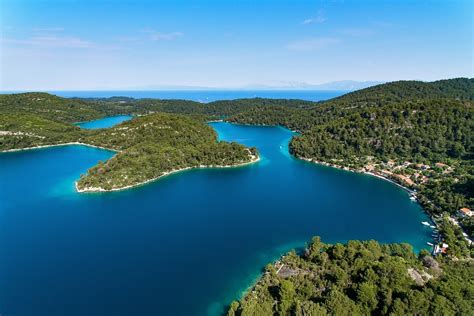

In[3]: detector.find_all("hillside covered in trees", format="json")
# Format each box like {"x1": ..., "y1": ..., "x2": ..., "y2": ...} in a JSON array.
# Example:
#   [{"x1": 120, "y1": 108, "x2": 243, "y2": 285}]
[
  {"x1": 328, "y1": 78, "x2": 474, "y2": 104},
  {"x1": 74, "y1": 96, "x2": 315, "y2": 118},
  {"x1": 0, "y1": 112, "x2": 87, "y2": 150},
  {"x1": 228, "y1": 237, "x2": 473, "y2": 316},
  {"x1": 0, "y1": 91, "x2": 315, "y2": 122},
  {"x1": 0, "y1": 92, "x2": 103, "y2": 123}
]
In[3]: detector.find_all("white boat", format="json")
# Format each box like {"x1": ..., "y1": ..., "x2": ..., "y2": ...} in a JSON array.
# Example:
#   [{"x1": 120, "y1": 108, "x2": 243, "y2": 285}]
[
  {"x1": 427, "y1": 242, "x2": 434, "y2": 246},
  {"x1": 421, "y1": 221, "x2": 430, "y2": 226},
  {"x1": 430, "y1": 225, "x2": 436, "y2": 229},
  {"x1": 410, "y1": 196, "x2": 417, "y2": 201}
]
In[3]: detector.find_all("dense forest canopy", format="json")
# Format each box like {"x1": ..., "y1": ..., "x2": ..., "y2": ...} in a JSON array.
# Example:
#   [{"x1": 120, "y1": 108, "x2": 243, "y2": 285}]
[
  {"x1": 0, "y1": 92, "x2": 103, "y2": 123},
  {"x1": 1, "y1": 78, "x2": 472, "y2": 123},
  {"x1": 75, "y1": 97, "x2": 317, "y2": 118},
  {"x1": 289, "y1": 99, "x2": 472, "y2": 163},
  {"x1": 326, "y1": 78, "x2": 474, "y2": 105},
  {"x1": 0, "y1": 112, "x2": 88, "y2": 150},
  {"x1": 0, "y1": 92, "x2": 317, "y2": 122},
  {"x1": 76, "y1": 113, "x2": 257, "y2": 191},
  {"x1": 228, "y1": 237, "x2": 474, "y2": 316}
]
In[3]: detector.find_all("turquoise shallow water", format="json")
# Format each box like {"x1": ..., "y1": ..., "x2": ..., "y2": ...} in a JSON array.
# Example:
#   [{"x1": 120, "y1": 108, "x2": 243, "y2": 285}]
[
  {"x1": 0, "y1": 122, "x2": 432, "y2": 316},
  {"x1": 76, "y1": 115, "x2": 133, "y2": 129}
]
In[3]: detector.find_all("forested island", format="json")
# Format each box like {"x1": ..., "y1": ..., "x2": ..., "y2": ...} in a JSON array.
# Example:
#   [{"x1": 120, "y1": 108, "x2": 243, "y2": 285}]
[{"x1": 1, "y1": 78, "x2": 473, "y2": 315}]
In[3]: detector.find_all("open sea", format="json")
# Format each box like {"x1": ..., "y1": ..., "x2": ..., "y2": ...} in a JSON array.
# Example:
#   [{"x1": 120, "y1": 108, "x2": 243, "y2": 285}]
[{"x1": 2, "y1": 90, "x2": 347, "y2": 103}]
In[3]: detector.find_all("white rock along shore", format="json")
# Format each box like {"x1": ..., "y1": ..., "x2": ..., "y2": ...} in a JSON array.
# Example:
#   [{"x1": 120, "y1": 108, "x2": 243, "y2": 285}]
[
  {"x1": 76, "y1": 152, "x2": 260, "y2": 193},
  {"x1": 1, "y1": 142, "x2": 259, "y2": 193},
  {"x1": 0, "y1": 142, "x2": 116, "y2": 153}
]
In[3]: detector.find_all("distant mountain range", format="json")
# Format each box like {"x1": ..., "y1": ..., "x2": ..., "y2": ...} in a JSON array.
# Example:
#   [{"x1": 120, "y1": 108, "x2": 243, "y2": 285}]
[
  {"x1": 123, "y1": 80, "x2": 384, "y2": 91},
  {"x1": 241, "y1": 80, "x2": 384, "y2": 91}
]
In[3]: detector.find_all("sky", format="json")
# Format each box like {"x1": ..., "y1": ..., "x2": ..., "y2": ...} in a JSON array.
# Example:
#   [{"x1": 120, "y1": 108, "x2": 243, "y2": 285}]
[{"x1": 0, "y1": 0, "x2": 472, "y2": 90}]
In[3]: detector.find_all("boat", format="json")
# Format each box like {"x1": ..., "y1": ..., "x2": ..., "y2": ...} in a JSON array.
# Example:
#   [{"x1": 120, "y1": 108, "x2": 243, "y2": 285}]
[
  {"x1": 421, "y1": 221, "x2": 430, "y2": 226},
  {"x1": 410, "y1": 195, "x2": 417, "y2": 201},
  {"x1": 427, "y1": 242, "x2": 434, "y2": 246},
  {"x1": 430, "y1": 225, "x2": 436, "y2": 229}
]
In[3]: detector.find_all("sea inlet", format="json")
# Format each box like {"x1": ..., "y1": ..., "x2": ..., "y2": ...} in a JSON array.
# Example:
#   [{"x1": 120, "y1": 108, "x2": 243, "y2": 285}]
[{"x1": 0, "y1": 121, "x2": 432, "y2": 316}]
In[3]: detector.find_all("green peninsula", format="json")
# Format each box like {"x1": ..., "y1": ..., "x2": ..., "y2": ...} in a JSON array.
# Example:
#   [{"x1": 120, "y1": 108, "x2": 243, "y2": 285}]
[
  {"x1": 76, "y1": 113, "x2": 258, "y2": 192},
  {"x1": 0, "y1": 94, "x2": 259, "y2": 192},
  {"x1": 0, "y1": 92, "x2": 313, "y2": 192},
  {"x1": 228, "y1": 237, "x2": 473, "y2": 315}
]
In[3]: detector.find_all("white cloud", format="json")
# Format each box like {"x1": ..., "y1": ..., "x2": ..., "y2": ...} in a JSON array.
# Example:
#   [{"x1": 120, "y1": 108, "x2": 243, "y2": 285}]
[
  {"x1": 339, "y1": 28, "x2": 374, "y2": 36},
  {"x1": 287, "y1": 37, "x2": 340, "y2": 51},
  {"x1": 302, "y1": 10, "x2": 326, "y2": 25},
  {"x1": 2, "y1": 27, "x2": 98, "y2": 49},
  {"x1": 4, "y1": 35, "x2": 94, "y2": 48},
  {"x1": 371, "y1": 21, "x2": 393, "y2": 28},
  {"x1": 150, "y1": 32, "x2": 183, "y2": 41},
  {"x1": 32, "y1": 27, "x2": 65, "y2": 33},
  {"x1": 140, "y1": 29, "x2": 183, "y2": 41},
  {"x1": 116, "y1": 36, "x2": 140, "y2": 42}
]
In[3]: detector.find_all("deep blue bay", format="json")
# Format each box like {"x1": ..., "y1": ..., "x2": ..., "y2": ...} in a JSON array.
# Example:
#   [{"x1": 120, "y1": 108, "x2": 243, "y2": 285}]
[
  {"x1": 0, "y1": 122, "x2": 433, "y2": 316},
  {"x1": 76, "y1": 115, "x2": 133, "y2": 129}
]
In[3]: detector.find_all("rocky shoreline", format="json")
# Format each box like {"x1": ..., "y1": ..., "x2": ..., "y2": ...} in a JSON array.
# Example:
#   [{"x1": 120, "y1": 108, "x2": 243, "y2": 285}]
[{"x1": 0, "y1": 142, "x2": 117, "y2": 153}]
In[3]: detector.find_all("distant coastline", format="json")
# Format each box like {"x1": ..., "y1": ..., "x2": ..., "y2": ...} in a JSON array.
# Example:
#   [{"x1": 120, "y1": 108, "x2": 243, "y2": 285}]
[{"x1": 12, "y1": 89, "x2": 348, "y2": 103}]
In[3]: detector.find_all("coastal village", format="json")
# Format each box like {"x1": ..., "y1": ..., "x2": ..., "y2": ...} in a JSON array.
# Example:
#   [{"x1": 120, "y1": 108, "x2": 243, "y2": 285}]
[
  {"x1": 303, "y1": 155, "x2": 473, "y2": 257},
  {"x1": 358, "y1": 158, "x2": 473, "y2": 255},
  {"x1": 359, "y1": 159, "x2": 453, "y2": 189}
]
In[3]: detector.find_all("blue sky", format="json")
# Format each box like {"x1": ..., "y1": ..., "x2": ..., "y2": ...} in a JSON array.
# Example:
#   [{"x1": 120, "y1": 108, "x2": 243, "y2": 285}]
[{"x1": 1, "y1": 0, "x2": 472, "y2": 90}]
